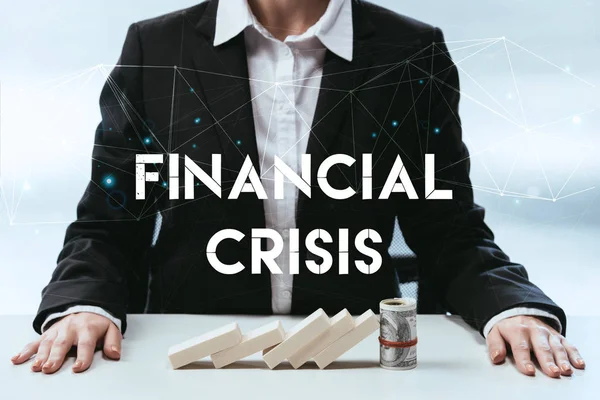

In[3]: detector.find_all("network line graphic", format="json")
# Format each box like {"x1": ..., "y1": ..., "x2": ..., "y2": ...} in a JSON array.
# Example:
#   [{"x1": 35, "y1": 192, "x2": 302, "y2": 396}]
[{"x1": 0, "y1": 36, "x2": 597, "y2": 227}]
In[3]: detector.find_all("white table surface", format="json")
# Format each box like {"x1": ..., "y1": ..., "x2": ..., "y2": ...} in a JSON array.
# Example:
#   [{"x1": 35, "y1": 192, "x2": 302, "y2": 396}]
[{"x1": 1, "y1": 314, "x2": 597, "y2": 400}]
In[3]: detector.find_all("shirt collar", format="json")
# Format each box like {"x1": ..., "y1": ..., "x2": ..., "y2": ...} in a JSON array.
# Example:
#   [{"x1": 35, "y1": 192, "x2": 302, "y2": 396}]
[{"x1": 213, "y1": 0, "x2": 354, "y2": 61}]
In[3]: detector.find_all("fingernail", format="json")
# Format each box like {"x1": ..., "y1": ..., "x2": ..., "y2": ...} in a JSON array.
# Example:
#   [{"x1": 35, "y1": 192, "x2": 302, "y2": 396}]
[
  {"x1": 490, "y1": 350, "x2": 500, "y2": 362},
  {"x1": 31, "y1": 359, "x2": 42, "y2": 370},
  {"x1": 111, "y1": 345, "x2": 121, "y2": 355},
  {"x1": 550, "y1": 364, "x2": 560, "y2": 374},
  {"x1": 576, "y1": 358, "x2": 586, "y2": 367},
  {"x1": 11, "y1": 353, "x2": 20, "y2": 361},
  {"x1": 561, "y1": 363, "x2": 572, "y2": 373},
  {"x1": 525, "y1": 363, "x2": 536, "y2": 374},
  {"x1": 43, "y1": 361, "x2": 54, "y2": 370},
  {"x1": 73, "y1": 361, "x2": 82, "y2": 370}
]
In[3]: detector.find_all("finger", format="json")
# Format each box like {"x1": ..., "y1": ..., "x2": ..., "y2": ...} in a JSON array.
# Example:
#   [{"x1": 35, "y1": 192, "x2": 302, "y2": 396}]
[
  {"x1": 506, "y1": 328, "x2": 536, "y2": 376},
  {"x1": 102, "y1": 323, "x2": 122, "y2": 361},
  {"x1": 486, "y1": 326, "x2": 507, "y2": 364},
  {"x1": 549, "y1": 335, "x2": 572, "y2": 376},
  {"x1": 561, "y1": 337, "x2": 585, "y2": 370},
  {"x1": 72, "y1": 328, "x2": 100, "y2": 373},
  {"x1": 11, "y1": 340, "x2": 41, "y2": 365},
  {"x1": 530, "y1": 330, "x2": 560, "y2": 378},
  {"x1": 42, "y1": 328, "x2": 76, "y2": 374},
  {"x1": 32, "y1": 330, "x2": 57, "y2": 372}
]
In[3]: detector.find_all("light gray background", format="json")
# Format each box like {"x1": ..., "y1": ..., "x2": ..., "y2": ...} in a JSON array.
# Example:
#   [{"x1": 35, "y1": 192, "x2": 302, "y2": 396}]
[{"x1": 0, "y1": 0, "x2": 598, "y2": 316}]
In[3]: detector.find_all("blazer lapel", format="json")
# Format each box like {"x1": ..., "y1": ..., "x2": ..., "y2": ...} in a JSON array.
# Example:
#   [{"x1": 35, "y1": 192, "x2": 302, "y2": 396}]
[
  {"x1": 177, "y1": 2, "x2": 271, "y2": 312},
  {"x1": 299, "y1": 0, "x2": 376, "y2": 216},
  {"x1": 190, "y1": 1, "x2": 261, "y2": 187},
  {"x1": 305, "y1": 49, "x2": 372, "y2": 174}
]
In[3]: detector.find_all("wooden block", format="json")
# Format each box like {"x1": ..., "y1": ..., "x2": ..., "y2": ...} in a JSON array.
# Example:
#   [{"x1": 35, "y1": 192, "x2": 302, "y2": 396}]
[
  {"x1": 288, "y1": 309, "x2": 354, "y2": 369},
  {"x1": 168, "y1": 322, "x2": 242, "y2": 369},
  {"x1": 313, "y1": 309, "x2": 379, "y2": 369},
  {"x1": 210, "y1": 321, "x2": 286, "y2": 369},
  {"x1": 263, "y1": 308, "x2": 330, "y2": 369}
]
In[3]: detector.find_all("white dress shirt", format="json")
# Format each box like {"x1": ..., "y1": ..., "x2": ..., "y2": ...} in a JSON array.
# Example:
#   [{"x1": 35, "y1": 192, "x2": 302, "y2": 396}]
[
  {"x1": 215, "y1": 0, "x2": 353, "y2": 314},
  {"x1": 42, "y1": 0, "x2": 561, "y2": 336}
]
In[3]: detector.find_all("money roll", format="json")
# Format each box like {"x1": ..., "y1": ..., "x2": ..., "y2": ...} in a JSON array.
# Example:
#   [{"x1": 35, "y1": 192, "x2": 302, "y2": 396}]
[{"x1": 379, "y1": 298, "x2": 417, "y2": 370}]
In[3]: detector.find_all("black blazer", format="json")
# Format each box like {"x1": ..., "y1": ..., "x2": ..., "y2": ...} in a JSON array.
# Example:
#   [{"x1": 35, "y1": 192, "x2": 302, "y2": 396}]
[{"x1": 34, "y1": 0, "x2": 565, "y2": 334}]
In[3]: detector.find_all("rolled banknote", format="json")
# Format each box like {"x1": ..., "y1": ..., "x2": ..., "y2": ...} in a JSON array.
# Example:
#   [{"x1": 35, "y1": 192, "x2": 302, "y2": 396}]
[{"x1": 379, "y1": 298, "x2": 417, "y2": 370}]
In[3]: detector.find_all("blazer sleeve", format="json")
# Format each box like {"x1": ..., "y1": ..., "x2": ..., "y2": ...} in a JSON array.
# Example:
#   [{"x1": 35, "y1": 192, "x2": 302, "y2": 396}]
[
  {"x1": 395, "y1": 27, "x2": 566, "y2": 335},
  {"x1": 33, "y1": 23, "x2": 157, "y2": 334}
]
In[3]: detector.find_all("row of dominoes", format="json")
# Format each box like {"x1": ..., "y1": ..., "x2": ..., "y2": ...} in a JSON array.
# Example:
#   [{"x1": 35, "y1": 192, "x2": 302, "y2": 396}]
[{"x1": 168, "y1": 309, "x2": 379, "y2": 370}]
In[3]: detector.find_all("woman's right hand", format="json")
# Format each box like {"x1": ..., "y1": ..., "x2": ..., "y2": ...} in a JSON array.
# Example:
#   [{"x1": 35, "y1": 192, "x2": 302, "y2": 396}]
[{"x1": 10, "y1": 312, "x2": 121, "y2": 374}]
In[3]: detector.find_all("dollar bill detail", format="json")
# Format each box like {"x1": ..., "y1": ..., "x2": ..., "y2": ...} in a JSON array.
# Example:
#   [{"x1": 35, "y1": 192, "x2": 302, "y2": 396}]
[{"x1": 379, "y1": 298, "x2": 417, "y2": 370}]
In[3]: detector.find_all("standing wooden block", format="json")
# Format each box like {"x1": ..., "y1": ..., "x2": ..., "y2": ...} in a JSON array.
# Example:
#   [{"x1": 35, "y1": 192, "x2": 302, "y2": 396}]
[
  {"x1": 313, "y1": 310, "x2": 379, "y2": 369},
  {"x1": 211, "y1": 321, "x2": 286, "y2": 369},
  {"x1": 288, "y1": 309, "x2": 354, "y2": 369},
  {"x1": 263, "y1": 308, "x2": 330, "y2": 369},
  {"x1": 168, "y1": 322, "x2": 242, "y2": 369}
]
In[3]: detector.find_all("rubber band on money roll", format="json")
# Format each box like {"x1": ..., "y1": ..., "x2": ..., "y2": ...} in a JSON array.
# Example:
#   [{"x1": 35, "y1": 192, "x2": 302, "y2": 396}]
[{"x1": 378, "y1": 336, "x2": 418, "y2": 348}]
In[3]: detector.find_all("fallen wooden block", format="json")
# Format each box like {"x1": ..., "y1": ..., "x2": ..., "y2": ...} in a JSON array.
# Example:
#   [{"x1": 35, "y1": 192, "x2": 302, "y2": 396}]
[
  {"x1": 312, "y1": 310, "x2": 379, "y2": 369},
  {"x1": 210, "y1": 320, "x2": 286, "y2": 368},
  {"x1": 288, "y1": 309, "x2": 354, "y2": 369},
  {"x1": 263, "y1": 308, "x2": 330, "y2": 369},
  {"x1": 168, "y1": 322, "x2": 242, "y2": 369}
]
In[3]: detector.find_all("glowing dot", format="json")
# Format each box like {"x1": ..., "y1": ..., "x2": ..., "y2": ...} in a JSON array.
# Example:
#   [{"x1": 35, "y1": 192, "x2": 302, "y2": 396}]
[
  {"x1": 236, "y1": 140, "x2": 242, "y2": 145},
  {"x1": 565, "y1": 66, "x2": 571, "y2": 72},
  {"x1": 190, "y1": 88, "x2": 195, "y2": 93},
  {"x1": 194, "y1": 117, "x2": 201, "y2": 125},
  {"x1": 35, "y1": 229, "x2": 40, "y2": 235},
  {"x1": 97, "y1": 164, "x2": 101, "y2": 168},
  {"x1": 196, "y1": 182, "x2": 200, "y2": 186},
  {"x1": 109, "y1": 128, "x2": 113, "y2": 131},
  {"x1": 419, "y1": 79, "x2": 424, "y2": 85},
  {"x1": 515, "y1": 199, "x2": 520, "y2": 204},
  {"x1": 192, "y1": 143, "x2": 197, "y2": 149},
  {"x1": 128, "y1": 138, "x2": 132, "y2": 141},
  {"x1": 162, "y1": 182, "x2": 168, "y2": 188},
  {"x1": 371, "y1": 132, "x2": 377, "y2": 138},
  {"x1": 573, "y1": 115, "x2": 581, "y2": 124},
  {"x1": 500, "y1": 193, "x2": 504, "y2": 197},
  {"x1": 103, "y1": 175, "x2": 116, "y2": 188},
  {"x1": 23, "y1": 182, "x2": 31, "y2": 191},
  {"x1": 434, "y1": 127, "x2": 441, "y2": 134},
  {"x1": 553, "y1": 199, "x2": 557, "y2": 202},
  {"x1": 144, "y1": 137, "x2": 152, "y2": 145},
  {"x1": 391, "y1": 120, "x2": 399, "y2": 128}
]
